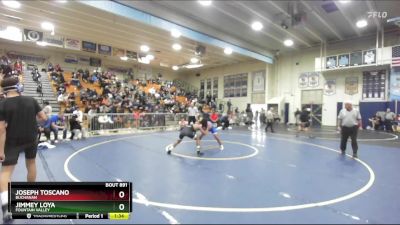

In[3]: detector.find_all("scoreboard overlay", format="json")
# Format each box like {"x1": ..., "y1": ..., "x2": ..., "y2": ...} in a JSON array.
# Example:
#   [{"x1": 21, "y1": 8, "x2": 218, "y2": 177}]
[{"x1": 8, "y1": 182, "x2": 132, "y2": 220}]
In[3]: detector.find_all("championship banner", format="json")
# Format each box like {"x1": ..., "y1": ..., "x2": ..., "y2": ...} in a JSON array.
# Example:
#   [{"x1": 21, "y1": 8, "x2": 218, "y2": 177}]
[
  {"x1": 324, "y1": 79, "x2": 336, "y2": 96},
  {"x1": 298, "y1": 73, "x2": 308, "y2": 88},
  {"x1": 64, "y1": 55, "x2": 78, "y2": 64},
  {"x1": 107, "y1": 66, "x2": 129, "y2": 74},
  {"x1": 90, "y1": 57, "x2": 101, "y2": 67},
  {"x1": 23, "y1": 29, "x2": 43, "y2": 42},
  {"x1": 78, "y1": 55, "x2": 90, "y2": 66},
  {"x1": 338, "y1": 54, "x2": 349, "y2": 67},
  {"x1": 82, "y1": 41, "x2": 97, "y2": 53},
  {"x1": 363, "y1": 49, "x2": 376, "y2": 65},
  {"x1": 326, "y1": 56, "x2": 337, "y2": 69},
  {"x1": 98, "y1": 44, "x2": 112, "y2": 56},
  {"x1": 389, "y1": 68, "x2": 400, "y2": 100},
  {"x1": 113, "y1": 47, "x2": 125, "y2": 57},
  {"x1": 345, "y1": 77, "x2": 358, "y2": 95},
  {"x1": 64, "y1": 38, "x2": 81, "y2": 50},
  {"x1": 43, "y1": 34, "x2": 64, "y2": 48},
  {"x1": 252, "y1": 70, "x2": 265, "y2": 92},
  {"x1": 126, "y1": 50, "x2": 137, "y2": 59},
  {"x1": 308, "y1": 72, "x2": 320, "y2": 87}
]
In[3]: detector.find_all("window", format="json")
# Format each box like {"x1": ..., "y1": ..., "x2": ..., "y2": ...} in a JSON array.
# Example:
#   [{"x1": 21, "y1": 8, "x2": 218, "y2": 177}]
[
  {"x1": 213, "y1": 77, "x2": 218, "y2": 99},
  {"x1": 223, "y1": 73, "x2": 247, "y2": 98},
  {"x1": 200, "y1": 80, "x2": 205, "y2": 100}
]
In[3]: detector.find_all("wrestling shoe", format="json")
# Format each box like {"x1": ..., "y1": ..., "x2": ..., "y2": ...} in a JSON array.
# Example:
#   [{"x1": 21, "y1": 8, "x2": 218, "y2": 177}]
[
  {"x1": 165, "y1": 145, "x2": 173, "y2": 154},
  {"x1": 196, "y1": 145, "x2": 201, "y2": 156}
]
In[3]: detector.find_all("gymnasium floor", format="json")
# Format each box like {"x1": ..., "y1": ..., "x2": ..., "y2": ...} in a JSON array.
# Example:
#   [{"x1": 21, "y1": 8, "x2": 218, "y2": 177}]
[{"x1": 4, "y1": 125, "x2": 400, "y2": 224}]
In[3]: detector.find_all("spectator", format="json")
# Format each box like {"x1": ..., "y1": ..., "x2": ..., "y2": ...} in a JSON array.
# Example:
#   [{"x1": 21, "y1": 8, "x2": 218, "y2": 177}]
[
  {"x1": 69, "y1": 114, "x2": 82, "y2": 140},
  {"x1": 42, "y1": 101, "x2": 52, "y2": 118},
  {"x1": 265, "y1": 108, "x2": 274, "y2": 133},
  {"x1": 384, "y1": 108, "x2": 396, "y2": 132}
]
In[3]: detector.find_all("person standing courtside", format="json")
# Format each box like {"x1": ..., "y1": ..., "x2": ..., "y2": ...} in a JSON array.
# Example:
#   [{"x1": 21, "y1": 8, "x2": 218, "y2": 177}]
[
  {"x1": 187, "y1": 103, "x2": 198, "y2": 125},
  {"x1": 0, "y1": 77, "x2": 47, "y2": 222},
  {"x1": 337, "y1": 101, "x2": 361, "y2": 158},
  {"x1": 265, "y1": 108, "x2": 274, "y2": 133},
  {"x1": 384, "y1": 108, "x2": 395, "y2": 132}
]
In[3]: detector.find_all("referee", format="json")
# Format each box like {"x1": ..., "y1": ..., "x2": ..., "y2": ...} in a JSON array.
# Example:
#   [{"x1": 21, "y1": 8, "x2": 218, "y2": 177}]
[
  {"x1": 0, "y1": 77, "x2": 47, "y2": 222},
  {"x1": 337, "y1": 101, "x2": 361, "y2": 158}
]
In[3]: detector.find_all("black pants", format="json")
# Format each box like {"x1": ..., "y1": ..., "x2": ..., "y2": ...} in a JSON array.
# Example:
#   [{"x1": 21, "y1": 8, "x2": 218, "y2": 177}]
[
  {"x1": 188, "y1": 116, "x2": 196, "y2": 124},
  {"x1": 340, "y1": 126, "x2": 358, "y2": 154},
  {"x1": 385, "y1": 120, "x2": 393, "y2": 132},
  {"x1": 265, "y1": 120, "x2": 274, "y2": 132}
]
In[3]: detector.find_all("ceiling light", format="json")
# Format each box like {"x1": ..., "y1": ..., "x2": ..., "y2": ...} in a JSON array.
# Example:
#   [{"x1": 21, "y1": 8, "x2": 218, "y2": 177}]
[
  {"x1": 190, "y1": 57, "x2": 199, "y2": 64},
  {"x1": 41, "y1": 22, "x2": 54, "y2": 31},
  {"x1": 1, "y1": 0, "x2": 21, "y2": 9},
  {"x1": 138, "y1": 57, "x2": 150, "y2": 64},
  {"x1": 172, "y1": 43, "x2": 182, "y2": 51},
  {"x1": 140, "y1": 45, "x2": 150, "y2": 52},
  {"x1": 224, "y1": 47, "x2": 232, "y2": 55},
  {"x1": 170, "y1": 29, "x2": 181, "y2": 38},
  {"x1": 146, "y1": 54, "x2": 155, "y2": 60},
  {"x1": 339, "y1": 0, "x2": 350, "y2": 3},
  {"x1": 56, "y1": 0, "x2": 68, "y2": 3},
  {"x1": 160, "y1": 62, "x2": 169, "y2": 67},
  {"x1": 120, "y1": 56, "x2": 128, "y2": 61},
  {"x1": 356, "y1": 19, "x2": 368, "y2": 28},
  {"x1": 283, "y1": 39, "x2": 294, "y2": 47},
  {"x1": 36, "y1": 41, "x2": 47, "y2": 46},
  {"x1": 185, "y1": 64, "x2": 203, "y2": 69},
  {"x1": 198, "y1": 0, "x2": 212, "y2": 6},
  {"x1": 0, "y1": 26, "x2": 22, "y2": 42},
  {"x1": 172, "y1": 66, "x2": 179, "y2": 71},
  {"x1": 251, "y1": 21, "x2": 263, "y2": 31}
]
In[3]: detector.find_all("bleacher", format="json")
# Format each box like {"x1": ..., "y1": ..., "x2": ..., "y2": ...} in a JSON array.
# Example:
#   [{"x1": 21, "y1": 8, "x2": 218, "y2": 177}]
[{"x1": 49, "y1": 70, "x2": 189, "y2": 114}]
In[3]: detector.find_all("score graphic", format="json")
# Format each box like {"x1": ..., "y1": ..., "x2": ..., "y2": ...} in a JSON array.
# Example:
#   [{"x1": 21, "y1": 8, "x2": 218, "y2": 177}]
[{"x1": 8, "y1": 182, "x2": 132, "y2": 220}]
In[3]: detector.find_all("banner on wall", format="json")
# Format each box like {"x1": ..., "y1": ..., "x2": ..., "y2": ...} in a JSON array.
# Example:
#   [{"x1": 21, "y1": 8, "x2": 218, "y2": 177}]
[
  {"x1": 78, "y1": 55, "x2": 90, "y2": 66},
  {"x1": 64, "y1": 54, "x2": 78, "y2": 64},
  {"x1": 82, "y1": 41, "x2": 97, "y2": 53},
  {"x1": 64, "y1": 38, "x2": 81, "y2": 50},
  {"x1": 126, "y1": 50, "x2": 138, "y2": 59},
  {"x1": 113, "y1": 47, "x2": 125, "y2": 57},
  {"x1": 98, "y1": 44, "x2": 112, "y2": 55},
  {"x1": 43, "y1": 34, "x2": 64, "y2": 48},
  {"x1": 390, "y1": 68, "x2": 400, "y2": 100},
  {"x1": 90, "y1": 57, "x2": 101, "y2": 67},
  {"x1": 324, "y1": 79, "x2": 336, "y2": 96},
  {"x1": 107, "y1": 66, "x2": 129, "y2": 74},
  {"x1": 308, "y1": 72, "x2": 320, "y2": 87},
  {"x1": 252, "y1": 70, "x2": 265, "y2": 92},
  {"x1": 299, "y1": 73, "x2": 308, "y2": 88},
  {"x1": 345, "y1": 77, "x2": 358, "y2": 95},
  {"x1": 23, "y1": 29, "x2": 43, "y2": 42}
]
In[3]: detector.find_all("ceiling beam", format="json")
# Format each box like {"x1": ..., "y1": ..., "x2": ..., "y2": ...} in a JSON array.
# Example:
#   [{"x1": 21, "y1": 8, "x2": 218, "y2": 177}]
[
  {"x1": 334, "y1": 3, "x2": 362, "y2": 37},
  {"x1": 365, "y1": 0, "x2": 381, "y2": 29},
  {"x1": 235, "y1": 1, "x2": 312, "y2": 47},
  {"x1": 78, "y1": 0, "x2": 273, "y2": 64},
  {"x1": 267, "y1": 1, "x2": 324, "y2": 42},
  {"x1": 300, "y1": 0, "x2": 344, "y2": 41}
]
